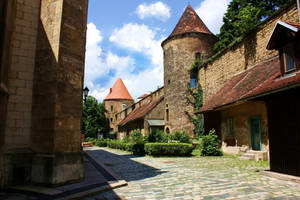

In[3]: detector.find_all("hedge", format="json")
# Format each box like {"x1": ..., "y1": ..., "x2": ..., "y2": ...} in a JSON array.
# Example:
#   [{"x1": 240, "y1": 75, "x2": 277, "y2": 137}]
[
  {"x1": 106, "y1": 140, "x2": 145, "y2": 155},
  {"x1": 144, "y1": 143, "x2": 194, "y2": 156},
  {"x1": 94, "y1": 139, "x2": 108, "y2": 147}
]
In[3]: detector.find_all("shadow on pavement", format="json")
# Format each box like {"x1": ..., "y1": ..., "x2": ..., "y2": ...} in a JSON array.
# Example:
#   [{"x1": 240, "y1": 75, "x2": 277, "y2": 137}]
[
  {"x1": 85, "y1": 148, "x2": 166, "y2": 182},
  {"x1": 84, "y1": 148, "x2": 166, "y2": 199}
]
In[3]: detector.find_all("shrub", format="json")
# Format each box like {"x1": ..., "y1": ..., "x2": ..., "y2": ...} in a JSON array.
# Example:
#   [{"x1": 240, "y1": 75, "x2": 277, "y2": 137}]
[
  {"x1": 170, "y1": 131, "x2": 191, "y2": 143},
  {"x1": 85, "y1": 137, "x2": 96, "y2": 142},
  {"x1": 106, "y1": 140, "x2": 145, "y2": 155},
  {"x1": 125, "y1": 142, "x2": 145, "y2": 155},
  {"x1": 122, "y1": 135, "x2": 130, "y2": 143},
  {"x1": 144, "y1": 143, "x2": 194, "y2": 156},
  {"x1": 200, "y1": 129, "x2": 223, "y2": 156},
  {"x1": 107, "y1": 132, "x2": 117, "y2": 139},
  {"x1": 94, "y1": 139, "x2": 109, "y2": 147},
  {"x1": 146, "y1": 130, "x2": 168, "y2": 143},
  {"x1": 131, "y1": 130, "x2": 144, "y2": 143}
]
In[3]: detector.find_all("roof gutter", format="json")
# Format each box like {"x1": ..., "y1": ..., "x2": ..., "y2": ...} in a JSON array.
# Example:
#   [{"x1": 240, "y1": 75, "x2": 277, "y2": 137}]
[
  {"x1": 242, "y1": 82, "x2": 300, "y2": 101},
  {"x1": 196, "y1": 83, "x2": 300, "y2": 114}
]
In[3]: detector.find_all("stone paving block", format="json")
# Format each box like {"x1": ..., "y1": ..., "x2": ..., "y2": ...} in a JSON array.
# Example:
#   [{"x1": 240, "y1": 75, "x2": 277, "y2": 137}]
[{"x1": 86, "y1": 147, "x2": 300, "y2": 200}]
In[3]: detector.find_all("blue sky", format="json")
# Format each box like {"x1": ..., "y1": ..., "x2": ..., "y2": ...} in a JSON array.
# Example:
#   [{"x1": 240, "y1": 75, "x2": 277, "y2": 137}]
[{"x1": 85, "y1": 0, "x2": 231, "y2": 101}]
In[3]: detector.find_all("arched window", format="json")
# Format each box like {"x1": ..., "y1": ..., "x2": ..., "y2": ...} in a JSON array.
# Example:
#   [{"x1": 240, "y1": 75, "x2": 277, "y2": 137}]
[{"x1": 166, "y1": 127, "x2": 170, "y2": 134}]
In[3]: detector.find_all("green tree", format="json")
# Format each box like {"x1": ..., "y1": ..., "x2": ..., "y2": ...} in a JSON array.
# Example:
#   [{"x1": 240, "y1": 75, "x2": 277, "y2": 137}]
[
  {"x1": 214, "y1": 0, "x2": 294, "y2": 52},
  {"x1": 82, "y1": 96, "x2": 109, "y2": 138}
]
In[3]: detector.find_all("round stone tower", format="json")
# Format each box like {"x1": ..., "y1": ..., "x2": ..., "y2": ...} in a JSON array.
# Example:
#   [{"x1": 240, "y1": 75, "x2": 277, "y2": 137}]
[
  {"x1": 161, "y1": 5, "x2": 217, "y2": 135},
  {"x1": 104, "y1": 78, "x2": 134, "y2": 133}
]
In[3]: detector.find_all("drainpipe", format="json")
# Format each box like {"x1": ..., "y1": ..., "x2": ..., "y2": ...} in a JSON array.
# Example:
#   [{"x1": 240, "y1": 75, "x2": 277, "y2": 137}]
[{"x1": 298, "y1": 0, "x2": 300, "y2": 22}]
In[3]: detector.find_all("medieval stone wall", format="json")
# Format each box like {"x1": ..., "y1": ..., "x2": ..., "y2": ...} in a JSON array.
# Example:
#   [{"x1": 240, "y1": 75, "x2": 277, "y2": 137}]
[
  {"x1": 199, "y1": 4, "x2": 299, "y2": 104},
  {"x1": 163, "y1": 33, "x2": 216, "y2": 135}
]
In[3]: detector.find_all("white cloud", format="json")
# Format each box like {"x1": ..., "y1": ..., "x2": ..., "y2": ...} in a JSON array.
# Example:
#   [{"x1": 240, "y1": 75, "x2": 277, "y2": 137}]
[
  {"x1": 136, "y1": 1, "x2": 171, "y2": 21},
  {"x1": 85, "y1": 22, "x2": 163, "y2": 102},
  {"x1": 195, "y1": 0, "x2": 231, "y2": 34},
  {"x1": 109, "y1": 23, "x2": 165, "y2": 67}
]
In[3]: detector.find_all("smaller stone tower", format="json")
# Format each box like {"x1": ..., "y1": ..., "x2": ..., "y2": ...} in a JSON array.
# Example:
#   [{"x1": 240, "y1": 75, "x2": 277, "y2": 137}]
[
  {"x1": 104, "y1": 78, "x2": 134, "y2": 133},
  {"x1": 162, "y1": 5, "x2": 217, "y2": 135}
]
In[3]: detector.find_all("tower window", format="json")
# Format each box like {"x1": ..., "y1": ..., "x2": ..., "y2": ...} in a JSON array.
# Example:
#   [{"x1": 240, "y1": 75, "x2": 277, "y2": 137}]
[
  {"x1": 190, "y1": 74, "x2": 197, "y2": 88},
  {"x1": 168, "y1": 80, "x2": 171, "y2": 85},
  {"x1": 195, "y1": 52, "x2": 201, "y2": 60},
  {"x1": 111, "y1": 105, "x2": 113, "y2": 111},
  {"x1": 110, "y1": 118, "x2": 113, "y2": 122},
  {"x1": 166, "y1": 109, "x2": 169, "y2": 121}
]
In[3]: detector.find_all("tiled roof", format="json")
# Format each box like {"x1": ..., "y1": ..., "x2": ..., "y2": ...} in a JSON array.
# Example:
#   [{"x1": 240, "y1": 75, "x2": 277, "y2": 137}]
[
  {"x1": 246, "y1": 70, "x2": 300, "y2": 98},
  {"x1": 137, "y1": 94, "x2": 149, "y2": 99},
  {"x1": 118, "y1": 96, "x2": 164, "y2": 126},
  {"x1": 197, "y1": 58, "x2": 280, "y2": 113},
  {"x1": 104, "y1": 78, "x2": 133, "y2": 101},
  {"x1": 169, "y1": 5, "x2": 213, "y2": 38}
]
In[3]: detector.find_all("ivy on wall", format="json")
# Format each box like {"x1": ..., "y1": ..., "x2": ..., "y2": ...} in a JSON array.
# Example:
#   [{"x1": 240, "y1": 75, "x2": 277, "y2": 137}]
[{"x1": 185, "y1": 64, "x2": 204, "y2": 137}]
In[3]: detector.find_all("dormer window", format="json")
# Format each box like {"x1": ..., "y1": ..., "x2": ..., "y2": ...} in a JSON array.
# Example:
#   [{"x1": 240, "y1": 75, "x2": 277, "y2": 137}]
[
  {"x1": 282, "y1": 43, "x2": 295, "y2": 73},
  {"x1": 266, "y1": 21, "x2": 299, "y2": 76}
]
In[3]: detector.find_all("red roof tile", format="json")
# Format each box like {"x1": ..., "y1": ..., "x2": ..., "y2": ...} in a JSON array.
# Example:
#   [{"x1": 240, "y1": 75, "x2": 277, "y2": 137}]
[
  {"x1": 118, "y1": 96, "x2": 164, "y2": 126},
  {"x1": 137, "y1": 94, "x2": 149, "y2": 99},
  {"x1": 169, "y1": 5, "x2": 213, "y2": 38},
  {"x1": 246, "y1": 70, "x2": 300, "y2": 98},
  {"x1": 197, "y1": 58, "x2": 280, "y2": 113},
  {"x1": 104, "y1": 78, "x2": 133, "y2": 101}
]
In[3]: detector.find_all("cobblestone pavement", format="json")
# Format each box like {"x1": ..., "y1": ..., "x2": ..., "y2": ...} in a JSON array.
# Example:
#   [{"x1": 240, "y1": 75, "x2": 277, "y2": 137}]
[{"x1": 85, "y1": 147, "x2": 300, "y2": 200}]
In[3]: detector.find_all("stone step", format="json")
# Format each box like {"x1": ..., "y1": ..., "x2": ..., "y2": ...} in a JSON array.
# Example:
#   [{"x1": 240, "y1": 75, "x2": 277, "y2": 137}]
[{"x1": 240, "y1": 153, "x2": 256, "y2": 160}]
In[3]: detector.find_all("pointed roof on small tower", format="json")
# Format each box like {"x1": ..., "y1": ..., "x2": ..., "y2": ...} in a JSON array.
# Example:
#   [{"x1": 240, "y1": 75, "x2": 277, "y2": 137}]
[
  {"x1": 104, "y1": 78, "x2": 134, "y2": 101},
  {"x1": 169, "y1": 5, "x2": 213, "y2": 37}
]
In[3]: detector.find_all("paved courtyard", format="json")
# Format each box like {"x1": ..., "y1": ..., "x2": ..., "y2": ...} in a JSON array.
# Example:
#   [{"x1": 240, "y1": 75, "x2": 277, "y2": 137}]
[{"x1": 85, "y1": 147, "x2": 300, "y2": 200}]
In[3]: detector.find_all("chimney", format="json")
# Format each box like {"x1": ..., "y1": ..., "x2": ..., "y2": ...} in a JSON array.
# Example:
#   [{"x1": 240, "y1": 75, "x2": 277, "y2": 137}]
[
  {"x1": 298, "y1": 0, "x2": 300, "y2": 22},
  {"x1": 109, "y1": 88, "x2": 112, "y2": 93}
]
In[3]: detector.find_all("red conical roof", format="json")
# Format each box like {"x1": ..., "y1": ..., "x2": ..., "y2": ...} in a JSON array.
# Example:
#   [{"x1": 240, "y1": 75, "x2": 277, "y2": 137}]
[
  {"x1": 169, "y1": 5, "x2": 213, "y2": 37},
  {"x1": 104, "y1": 78, "x2": 134, "y2": 101}
]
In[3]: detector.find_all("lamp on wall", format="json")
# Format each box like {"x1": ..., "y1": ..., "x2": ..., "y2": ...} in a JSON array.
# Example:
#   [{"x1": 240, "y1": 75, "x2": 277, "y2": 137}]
[{"x1": 83, "y1": 87, "x2": 89, "y2": 101}]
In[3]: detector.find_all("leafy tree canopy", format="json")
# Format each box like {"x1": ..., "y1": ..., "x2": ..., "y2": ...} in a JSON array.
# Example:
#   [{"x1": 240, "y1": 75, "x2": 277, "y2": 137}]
[
  {"x1": 82, "y1": 96, "x2": 109, "y2": 138},
  {"x1": 214, "y1": 0, "x2": 294, "y2": 52}
]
